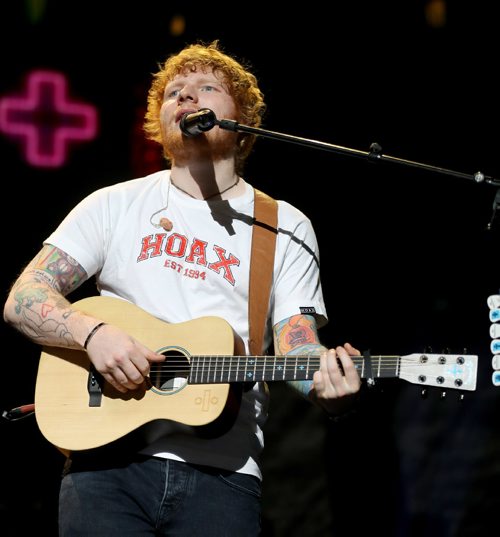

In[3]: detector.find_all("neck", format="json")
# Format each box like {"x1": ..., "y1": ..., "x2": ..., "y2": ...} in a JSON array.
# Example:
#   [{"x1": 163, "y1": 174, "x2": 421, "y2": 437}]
[
  {"x1": 170, "y1": 162, "x2": 241, "y2": 200},
  {"x1": 171, "y1": 176, "x2": 241, "y2": 201}
]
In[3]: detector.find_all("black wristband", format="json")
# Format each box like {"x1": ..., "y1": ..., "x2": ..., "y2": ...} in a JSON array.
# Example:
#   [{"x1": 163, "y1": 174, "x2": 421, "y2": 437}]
[{"x1": 84, "y1": 322, "x2": 107, "y2": 350}]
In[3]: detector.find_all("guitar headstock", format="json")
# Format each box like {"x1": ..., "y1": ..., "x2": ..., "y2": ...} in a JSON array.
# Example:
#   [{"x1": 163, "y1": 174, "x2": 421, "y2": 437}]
[{"x1": 400, "y1": 352, "x2": 477, "y2": 392}]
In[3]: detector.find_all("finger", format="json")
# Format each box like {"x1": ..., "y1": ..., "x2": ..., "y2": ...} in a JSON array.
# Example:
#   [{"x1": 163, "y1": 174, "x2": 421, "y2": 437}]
[
  {"x1": 128, "y1": 343, "x2": 165, "y2": 380},
  {"x1": 128, "y1": 354, "x2": 154, "y2": 379},
  {"x1": 316, "y1": 349, "x2": 345, "y2": 396},
  {"x1": 149, "y1": 352, "x2": 166, "y2": 362},
  {"x1": 136, "y1": 342, "x2": 166, "y2": 364},
  {"x1": 101, "y1": 354, "x2": 145, "y2": 389},
  {"x1": 344, "y1": 342, "x2": 361, "y2": 356},
  {"x1": 336, "y1": 346, "x2": 362, "y2": 389},
  {"x1": 103, "y1": 371, "x2": 129, "y2": 393},
  {"x1": 324, "y1": 348, "x2": 346, "y2": 381},
  {"x1": 312, "y1": 369, "x2": 327, "y2": 393}
]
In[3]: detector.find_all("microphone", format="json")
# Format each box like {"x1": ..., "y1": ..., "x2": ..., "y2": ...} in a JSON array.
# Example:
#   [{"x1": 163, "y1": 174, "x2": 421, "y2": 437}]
[{"x1": 180, "y1": 108, "x2": 217, "y2": 137}]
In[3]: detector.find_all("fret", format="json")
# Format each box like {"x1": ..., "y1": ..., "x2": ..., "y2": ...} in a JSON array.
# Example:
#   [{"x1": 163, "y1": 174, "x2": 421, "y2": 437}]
[
  {"x1": 296, "y1": 357, "x2": 308, "y2": 380},
  {"x1": 226, "y1": 356, "x2": 233, "y2": 382},
  {"x1": 191, "y1": 355, "x2": 200, "y2": 383},
  {"x1": 359, "y1": 357, "x2": 365, "y2": 379},
  {"x1": 210, "y1": 355, "x2": 215, "y2": 383},
  {"x1": 245, "y1": 356, "x2": 255, "y2": 382},
  {"x1": 235, "y1": 355, "x2": 241, "y2": 382},
  {"x1": 276, "y1": 356, "x2": 286, "y2": 380},
  {"x1": 220, "y1": 356, "x2": 225, "y2": 383}
]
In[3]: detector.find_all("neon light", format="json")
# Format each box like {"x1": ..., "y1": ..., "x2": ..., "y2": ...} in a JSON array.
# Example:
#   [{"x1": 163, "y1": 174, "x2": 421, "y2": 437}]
[{"x1": 0, "y1": 69, "x2": 98, "y2": 167}]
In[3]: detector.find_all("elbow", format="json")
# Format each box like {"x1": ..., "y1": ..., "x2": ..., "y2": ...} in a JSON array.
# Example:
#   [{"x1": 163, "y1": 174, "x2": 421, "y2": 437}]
[{"x1": 3, "y1": 292, "x2": 18, "y2": 326}]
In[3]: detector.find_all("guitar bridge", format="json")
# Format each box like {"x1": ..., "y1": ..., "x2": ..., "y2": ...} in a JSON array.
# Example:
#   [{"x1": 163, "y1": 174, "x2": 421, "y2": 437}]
[{"x1": 87, "y1": 366, "x2": 103, "y2": 407}]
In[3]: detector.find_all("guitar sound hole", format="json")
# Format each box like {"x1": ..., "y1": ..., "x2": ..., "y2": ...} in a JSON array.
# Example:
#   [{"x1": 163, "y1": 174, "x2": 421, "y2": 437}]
[{"x1": 149, "y1": 348, "x2": 190, "y2": 393}]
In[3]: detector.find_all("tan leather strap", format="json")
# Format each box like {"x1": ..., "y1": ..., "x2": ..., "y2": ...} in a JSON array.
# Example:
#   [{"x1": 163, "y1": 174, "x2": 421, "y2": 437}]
[{"x1": 248, "y1": 189, "x2": 278, "y2": 356}]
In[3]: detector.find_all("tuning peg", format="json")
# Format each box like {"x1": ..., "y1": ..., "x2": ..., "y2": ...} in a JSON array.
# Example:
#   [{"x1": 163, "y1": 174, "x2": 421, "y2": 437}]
[
  {"x1": 421, "y1": 388, "x2": 428, "y2": 398},
  {"x1": 488, "y1": 295, "x2": 500, "y2": 309},
  {"x1": 440, "y1": 391, "x2": 447, "y2": 399},
  {"x1": 459, "y1": 393, "x2": 465, "y2": 402},
  {"x1": 492, "y1": 371, "x2": 500, "y2": 386}
]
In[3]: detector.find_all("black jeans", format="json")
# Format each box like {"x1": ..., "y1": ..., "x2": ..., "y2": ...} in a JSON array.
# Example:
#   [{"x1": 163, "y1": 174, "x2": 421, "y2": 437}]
[{"x1": 59, "y1": 455, "x2": 262, "y2": 536}]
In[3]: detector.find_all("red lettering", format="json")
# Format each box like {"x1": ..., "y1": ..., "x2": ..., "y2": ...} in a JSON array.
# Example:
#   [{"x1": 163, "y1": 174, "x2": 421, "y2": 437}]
[
  {"x1": 208, "y1": 245, "x2": 240, "y2": 285},
  {"x1": 165, "y1": 233, "x2": 188, "y2": 258},
  {"x1": 137, "y1": 233, "x2": 166, "y2": 261},
  {"x1": 185, "y1": 238, "x2": 208, "y2": 265}
]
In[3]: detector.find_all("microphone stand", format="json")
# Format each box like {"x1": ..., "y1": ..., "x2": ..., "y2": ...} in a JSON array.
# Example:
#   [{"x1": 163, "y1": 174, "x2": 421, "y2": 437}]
[
  {"x1": 213, "y1": 115, "x2": 500, "y2": 229},
  {"x1": 216, "y1": 117, "x2": 499, "y2": 187}
]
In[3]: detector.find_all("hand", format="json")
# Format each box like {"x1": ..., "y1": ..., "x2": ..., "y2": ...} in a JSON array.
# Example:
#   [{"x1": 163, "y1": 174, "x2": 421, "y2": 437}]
[
  {"x1": 85, "y1": 324, "x2": 165, "y2": 393},
  {"x1": 310, "y1": 342, "x2": 362, "y2": 416}
]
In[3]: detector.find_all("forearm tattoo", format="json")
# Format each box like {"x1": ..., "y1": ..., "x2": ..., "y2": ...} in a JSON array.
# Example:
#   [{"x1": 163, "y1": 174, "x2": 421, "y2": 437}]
[{"x1": 274, "y1": 314, "x2": 327, "y2": 398}]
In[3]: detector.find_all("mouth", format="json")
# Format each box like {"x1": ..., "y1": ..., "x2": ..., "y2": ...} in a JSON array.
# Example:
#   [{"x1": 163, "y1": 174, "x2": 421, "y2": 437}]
[{"x1": 175, "y1": 108, "x2": 198, "y2": 123}]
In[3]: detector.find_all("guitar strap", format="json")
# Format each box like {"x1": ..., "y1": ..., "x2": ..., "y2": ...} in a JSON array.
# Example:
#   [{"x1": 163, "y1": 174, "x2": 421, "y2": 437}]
[{"x1": 248, "y1": 188, "x2": 278, "y2": 356}]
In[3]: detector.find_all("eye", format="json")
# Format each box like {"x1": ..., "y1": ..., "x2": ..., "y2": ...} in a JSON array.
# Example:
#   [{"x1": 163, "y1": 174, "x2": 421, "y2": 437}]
[
  {"x1": 201, "y1": 85, "x2": 215, "y2": 92},
  {"x1": 166, "y1": 88, "x2": 180, "y2": 98}
]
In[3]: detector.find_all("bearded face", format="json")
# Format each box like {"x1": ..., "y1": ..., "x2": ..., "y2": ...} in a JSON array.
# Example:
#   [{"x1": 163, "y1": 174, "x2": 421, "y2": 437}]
[{"x1": 159, "y1": 69, "x2": 240, "y2": 167}]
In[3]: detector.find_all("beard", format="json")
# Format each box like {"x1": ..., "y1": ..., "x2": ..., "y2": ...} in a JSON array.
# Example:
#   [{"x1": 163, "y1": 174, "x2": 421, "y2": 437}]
[{"x1": 162, "y1": 127, "x2": 238, "y2": 166}]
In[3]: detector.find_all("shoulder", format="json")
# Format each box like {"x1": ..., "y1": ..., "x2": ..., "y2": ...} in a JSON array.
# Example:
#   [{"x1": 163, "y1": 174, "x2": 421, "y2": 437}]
[
  {"x1": 96, "y1": 170, "x2": 167, "y2": 197},
  {"x1": 251, "y1": 187, "x2": 310, "y2": 226},
  {"x1": 276, "y1": 200, "x2": 313, "y2": 237},
  {"x1": 80, "y1": 170, "x2": 168, "y2": 210}
]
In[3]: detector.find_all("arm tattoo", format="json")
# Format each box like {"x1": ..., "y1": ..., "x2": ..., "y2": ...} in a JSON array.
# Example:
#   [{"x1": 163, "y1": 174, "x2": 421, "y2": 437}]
[
  {"x1": 9, "y1": 246, "x2": 88, "y2": 346},
  {"x1": 273, "y1": 314, "x2": 327, "y2": 398},
  {"x1": 28, "y1": 245, "x2": 87, "y2": 294}
]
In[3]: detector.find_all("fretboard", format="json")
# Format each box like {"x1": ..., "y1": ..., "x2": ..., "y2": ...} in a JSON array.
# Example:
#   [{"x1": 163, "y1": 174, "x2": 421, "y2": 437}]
[{"x1": 187, "y1": 355, "x2": 401, "y2": 384}]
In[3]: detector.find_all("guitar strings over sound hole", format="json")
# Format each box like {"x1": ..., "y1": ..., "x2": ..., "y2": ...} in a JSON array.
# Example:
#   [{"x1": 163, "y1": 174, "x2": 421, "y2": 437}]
[{"x1": 150, "y1": 348, "x2": 190, "y2": 392}]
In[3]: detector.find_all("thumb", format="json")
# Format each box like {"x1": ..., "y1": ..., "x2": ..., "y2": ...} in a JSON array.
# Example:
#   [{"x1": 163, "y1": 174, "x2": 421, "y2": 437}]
[{"x1": 149, "y1": 352, "x2": 166, "y2": 362}]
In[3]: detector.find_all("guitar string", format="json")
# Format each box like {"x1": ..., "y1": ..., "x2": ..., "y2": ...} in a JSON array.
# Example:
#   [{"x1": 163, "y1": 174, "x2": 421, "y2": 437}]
[{"x1": 149, "y1": 358, "x2": 445, "y2": 375}]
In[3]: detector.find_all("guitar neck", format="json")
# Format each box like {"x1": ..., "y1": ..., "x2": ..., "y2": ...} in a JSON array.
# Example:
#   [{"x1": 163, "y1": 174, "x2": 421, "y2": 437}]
[{"x1": 188, "y1": 355, "x2": 400, "y2": 384}]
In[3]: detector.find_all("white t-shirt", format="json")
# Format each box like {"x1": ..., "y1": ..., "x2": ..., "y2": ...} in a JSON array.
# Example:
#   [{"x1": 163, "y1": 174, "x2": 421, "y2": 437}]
[{"x1": 45, "y1": 169, "x2": 327, "y2": 479}]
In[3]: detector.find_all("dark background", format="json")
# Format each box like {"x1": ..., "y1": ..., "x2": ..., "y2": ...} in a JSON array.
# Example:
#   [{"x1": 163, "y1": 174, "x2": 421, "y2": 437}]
[{"x1": 1, "y1": 1, "x2": 499, "y2": 535}]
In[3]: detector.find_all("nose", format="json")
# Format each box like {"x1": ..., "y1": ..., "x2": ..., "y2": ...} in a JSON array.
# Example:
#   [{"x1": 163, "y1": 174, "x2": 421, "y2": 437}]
[{"x1": 178, "y1": 85, "x2": 197, "y2": 102}]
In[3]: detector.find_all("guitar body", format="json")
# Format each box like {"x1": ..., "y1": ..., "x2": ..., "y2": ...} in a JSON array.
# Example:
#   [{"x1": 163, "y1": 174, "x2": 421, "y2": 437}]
[{"x1": 34, "y1": 296, "x2": 236, "y2": 452}]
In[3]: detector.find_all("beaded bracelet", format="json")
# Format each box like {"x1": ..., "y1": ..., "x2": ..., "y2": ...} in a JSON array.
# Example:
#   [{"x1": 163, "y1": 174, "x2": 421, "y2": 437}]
[{"x1": 84, "y1": 322, "x2": 107, "y2": 350}]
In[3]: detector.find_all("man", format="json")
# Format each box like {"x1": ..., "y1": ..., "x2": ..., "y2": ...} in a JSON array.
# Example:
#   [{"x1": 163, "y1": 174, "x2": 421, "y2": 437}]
[{"x1": 3, "y1": 40, "x2": 361, "y2": 536}]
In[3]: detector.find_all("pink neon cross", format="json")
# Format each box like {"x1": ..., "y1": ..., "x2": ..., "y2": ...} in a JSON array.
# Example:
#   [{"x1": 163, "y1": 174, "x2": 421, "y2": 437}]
[{"x1": 0, "y1": 69, "x2": 98, "y2": 168}]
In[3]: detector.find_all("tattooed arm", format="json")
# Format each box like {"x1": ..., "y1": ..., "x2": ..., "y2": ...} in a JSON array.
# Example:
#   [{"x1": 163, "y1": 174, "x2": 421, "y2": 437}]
[
  {"x1": 3, "y1": 244, "x2": 97, "y2": 349},
  {"x1": 273, "y1": 314, "x2": 361, "y2": 416},
  {"x1": 3, "y1": 244, "x2": 164, "y2": 393}
]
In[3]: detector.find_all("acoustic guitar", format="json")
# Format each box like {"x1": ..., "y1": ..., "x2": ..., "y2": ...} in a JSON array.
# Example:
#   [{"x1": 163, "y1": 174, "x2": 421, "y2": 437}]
[{"x1": 34, "y1": 296, "x2": 478, "y2": 452}]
